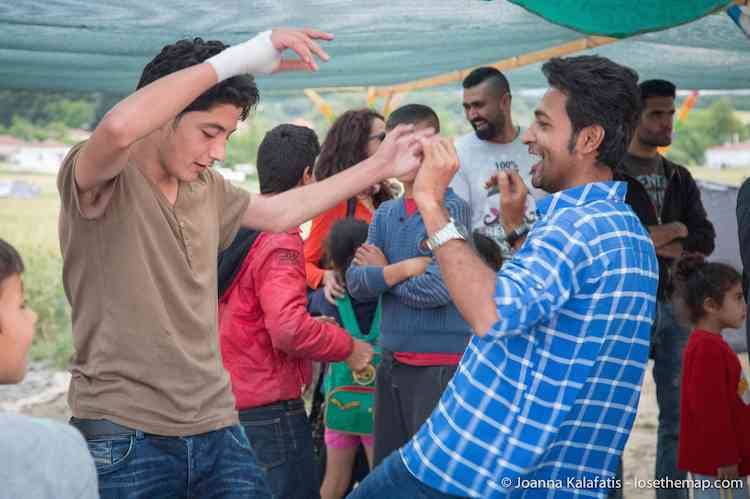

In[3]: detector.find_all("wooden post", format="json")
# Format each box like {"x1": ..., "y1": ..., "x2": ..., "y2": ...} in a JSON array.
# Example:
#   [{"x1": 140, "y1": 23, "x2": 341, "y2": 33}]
[
  {"x1": 303, "y1": 89, "x2": 335, "y2": 123},
  {"x1": 372, "y1": 35, "x2": 618, "y2": 96}
]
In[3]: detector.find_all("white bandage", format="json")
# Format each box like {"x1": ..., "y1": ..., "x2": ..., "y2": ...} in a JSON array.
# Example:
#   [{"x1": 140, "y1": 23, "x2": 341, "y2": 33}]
[{"x1": 206, "y1": 30, "x2": 281, "y2": 82}]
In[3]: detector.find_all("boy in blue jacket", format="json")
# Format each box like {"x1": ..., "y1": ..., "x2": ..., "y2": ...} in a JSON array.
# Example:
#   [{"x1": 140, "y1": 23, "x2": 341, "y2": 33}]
[{"x1": 346, "y1": 104, "x2": 472, "y2": 466}]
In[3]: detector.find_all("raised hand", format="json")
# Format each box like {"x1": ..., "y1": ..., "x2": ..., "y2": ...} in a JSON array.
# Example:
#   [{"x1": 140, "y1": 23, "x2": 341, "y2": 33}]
[
  {"x1": 413, "y1": 136, "x2": 460, "y2": 211},
  {"x1": 270, "y1": 27, "x2": 334, "y2": 72},
  {"x1": 372, "y1": 125, "x2": 436, "y2": 180},
  {"x1": 494, "y1": 169, "x2": 528, "y2": 233}
]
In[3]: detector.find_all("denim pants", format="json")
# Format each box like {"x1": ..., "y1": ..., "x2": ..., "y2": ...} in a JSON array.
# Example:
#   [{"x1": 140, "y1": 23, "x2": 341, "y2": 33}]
[
  {"x1": 72, "y1": 419, "x2": 271, "y2": 499},
  {"x1": 609, "y1": 301, "x2": 689, "y2": 499},
  {"x1": 346, "y1": 451, "x2": 462, "y2": 499},
  {"x1": 239, "y1": 399, "x2": 319, "y2": 499}
]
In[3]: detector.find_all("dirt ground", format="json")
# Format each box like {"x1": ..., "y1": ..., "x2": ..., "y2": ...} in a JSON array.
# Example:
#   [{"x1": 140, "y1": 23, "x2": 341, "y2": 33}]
[{"x1": 3, "y1": 354, "x2": 748, "y2": 498}]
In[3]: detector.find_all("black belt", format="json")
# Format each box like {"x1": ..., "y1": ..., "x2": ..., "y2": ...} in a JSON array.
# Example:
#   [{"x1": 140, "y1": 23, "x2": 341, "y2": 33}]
[
  {"x1": 70, "y1": 417, "x2": 142, "y2": 440},
  {"x1": 239, "y1": 398, "x2": 304, "y2": 418}
]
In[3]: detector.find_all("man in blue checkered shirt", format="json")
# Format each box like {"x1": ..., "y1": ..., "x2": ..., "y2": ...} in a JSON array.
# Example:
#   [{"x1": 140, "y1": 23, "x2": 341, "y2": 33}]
[{"x1": 348, "y1": 55, "x2": 658, "y2": 498}]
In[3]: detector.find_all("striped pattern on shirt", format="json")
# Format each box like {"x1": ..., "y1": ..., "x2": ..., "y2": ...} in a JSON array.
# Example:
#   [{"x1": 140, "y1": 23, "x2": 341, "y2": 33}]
[{"x1": 401, "y1": 181, "x2": 659, "y2": 498}]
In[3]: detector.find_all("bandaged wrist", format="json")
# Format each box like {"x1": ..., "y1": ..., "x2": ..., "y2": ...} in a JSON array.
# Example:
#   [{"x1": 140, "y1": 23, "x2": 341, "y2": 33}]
[{"x1": 206, "y1": 30, "x2": 281, "y2": 81}]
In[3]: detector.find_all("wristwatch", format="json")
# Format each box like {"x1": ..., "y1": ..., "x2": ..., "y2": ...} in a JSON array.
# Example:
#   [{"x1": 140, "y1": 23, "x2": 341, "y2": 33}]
[
  {"x1": 505, "y1": 222, "x2": 530, "y2": 247},
  {"x1": 425, "y1": 218, "x2": 469, "y2": 251}
]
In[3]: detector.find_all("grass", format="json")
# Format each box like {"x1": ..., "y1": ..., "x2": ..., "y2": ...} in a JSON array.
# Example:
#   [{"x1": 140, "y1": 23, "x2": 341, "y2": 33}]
[
  {"x1": 0, "y1": 169, "x2": 261, "y2": 369},
  {"x1": 687, "y1": 165, "x2": 750, "y2": 188},
  {"x1": 0, "y1": 170, "x2": 72, "y2": 368}
]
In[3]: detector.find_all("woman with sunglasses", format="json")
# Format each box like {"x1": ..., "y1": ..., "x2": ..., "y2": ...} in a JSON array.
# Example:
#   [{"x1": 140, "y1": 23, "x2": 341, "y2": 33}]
[{"x1": 304, "y1": 108, "x2": 394, "y2": 304}]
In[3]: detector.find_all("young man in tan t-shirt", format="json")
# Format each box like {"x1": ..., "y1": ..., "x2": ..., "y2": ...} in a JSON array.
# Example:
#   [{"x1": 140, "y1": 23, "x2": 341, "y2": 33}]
[{"x1": 59, "y1": 27, "x2": 427, "y2": 499}]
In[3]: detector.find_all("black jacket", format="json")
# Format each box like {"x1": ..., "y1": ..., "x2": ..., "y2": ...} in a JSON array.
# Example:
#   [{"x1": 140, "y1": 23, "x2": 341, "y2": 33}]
[
  {"x1": 619, "y1": 157, "x2": 716, "y2": 300},
  {"x1": 736, "y1": 178, "x2": 750, "y2": 299}
]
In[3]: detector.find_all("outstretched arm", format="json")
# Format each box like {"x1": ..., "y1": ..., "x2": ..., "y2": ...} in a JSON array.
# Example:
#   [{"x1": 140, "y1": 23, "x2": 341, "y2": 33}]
[
  {"x1": 242, "y1": 125, "x2": 430, "y2": 232},
  {"x1": 74, "y1": 28, "x2": 331, "y2": 199},
  {"x1": 413, "y1": 138, "x2": 499, "y2": 334}
]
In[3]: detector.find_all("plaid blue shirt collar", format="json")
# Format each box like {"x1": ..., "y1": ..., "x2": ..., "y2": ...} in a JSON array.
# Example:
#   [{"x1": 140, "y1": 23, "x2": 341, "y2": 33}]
[{"x1": 536, "y1": 181, "x2": 626, "y2": 217}]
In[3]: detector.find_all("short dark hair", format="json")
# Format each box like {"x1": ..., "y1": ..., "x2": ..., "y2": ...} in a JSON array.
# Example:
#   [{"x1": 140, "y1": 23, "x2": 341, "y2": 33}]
[
  {"x1": 462, "y1": 67, "x2": 510, "y2": 96},
  {"x1": 472, "y1": 232, "x2": 503, "y2": 272},
  {"x1": 639, "y1": 79, "x2": 676, "y2": 101},
  {"x1": 326, "y1": 219, "x2": 369, "y2": 277},
  {"x1": 673, "y1": 256, "x2": 742, "y2": 323},
  {"x1": 257, "y1": 124, "x2": 320, "y2": 194},
  {"x1": 137, "y1": 38, "x2": 259, "y2": 121},
  {"x1": 0, "y1": 239, "x2": 24, "y2": 295},
  {"x1": 541, "y1": 56, "x2": 640, "y2": 169},
  {"x1": 386, "y1": 104, "x2": 440, "y2": 132}
]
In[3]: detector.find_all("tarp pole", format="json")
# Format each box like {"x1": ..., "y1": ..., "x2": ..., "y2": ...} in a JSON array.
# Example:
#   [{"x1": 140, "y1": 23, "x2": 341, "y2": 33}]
[{"x1": 372, "y1": 35, "x2": 618, "y2": 96}]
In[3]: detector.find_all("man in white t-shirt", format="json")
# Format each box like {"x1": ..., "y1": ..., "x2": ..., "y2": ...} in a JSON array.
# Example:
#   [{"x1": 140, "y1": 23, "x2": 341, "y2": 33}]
[{"x1": 450, "y1": 67, "x2": 543, "y2": 257}]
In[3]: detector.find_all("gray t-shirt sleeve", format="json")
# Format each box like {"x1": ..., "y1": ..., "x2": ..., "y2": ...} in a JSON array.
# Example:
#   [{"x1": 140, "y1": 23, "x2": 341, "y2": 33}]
[{"x1": 0, "y1": 414, "x2": 99, "y2": 499}]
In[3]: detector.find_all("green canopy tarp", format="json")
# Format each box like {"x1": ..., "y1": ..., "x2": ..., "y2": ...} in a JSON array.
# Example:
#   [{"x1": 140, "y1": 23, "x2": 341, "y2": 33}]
[
  {"x1": 0, "y1": 1, "x2": 748, "y2": 94},
  {"x1": 509, "y1": 0, "x2": 729, "y2": 37}
]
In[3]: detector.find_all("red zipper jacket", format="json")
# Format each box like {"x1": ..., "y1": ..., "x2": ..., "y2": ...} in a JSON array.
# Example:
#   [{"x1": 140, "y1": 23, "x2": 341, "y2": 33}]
[
  {"x1": 678, "y1": 330, "x2": 750, "y2": 476},
  {"x1": 219, "y1": 228, "x2": 353, "y2": 410}
]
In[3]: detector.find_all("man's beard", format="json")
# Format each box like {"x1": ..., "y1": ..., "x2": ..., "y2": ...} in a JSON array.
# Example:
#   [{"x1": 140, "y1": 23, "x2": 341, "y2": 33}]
[
  {"x1": 472, "y1": 120, "x2": 500, "y2": 141},
  {"x1": 638, "y1": 130, "x2": 672, "y2": 148}
]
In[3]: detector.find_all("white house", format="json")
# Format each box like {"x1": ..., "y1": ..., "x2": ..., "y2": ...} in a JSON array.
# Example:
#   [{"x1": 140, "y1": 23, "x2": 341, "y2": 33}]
[
  {"x1": 706, "y1": 142, "x2": 750, "y2": 169},
  {"x1": 11, "y1": 141, "x2": 71, "y2": 173},
  {"x1": 0, "y1": 135, "x2": 72, "y2": 174}
]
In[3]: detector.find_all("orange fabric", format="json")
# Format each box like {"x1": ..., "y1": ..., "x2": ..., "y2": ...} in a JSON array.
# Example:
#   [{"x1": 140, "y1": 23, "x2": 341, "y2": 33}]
[{"x1": 303, "y1": 199, "x2": 373, "y2": 289}]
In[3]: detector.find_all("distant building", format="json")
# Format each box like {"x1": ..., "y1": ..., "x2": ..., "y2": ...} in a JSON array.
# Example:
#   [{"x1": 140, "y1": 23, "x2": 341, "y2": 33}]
[
  {"x1": 706, "y1": 141, "x2": 750, "y2": 169},
  {"x1": 0, "y1": 134, "x2": 71, "y2": 173}
]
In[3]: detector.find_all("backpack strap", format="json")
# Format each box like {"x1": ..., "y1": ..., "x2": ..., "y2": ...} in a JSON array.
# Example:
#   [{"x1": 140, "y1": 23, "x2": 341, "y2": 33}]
[
  {"x1": 336, "y1": 294, "x2": 364, "y2": 340},
  {"x1": 217, "y1": 228, "x2": 262, "y2": 299},
  {"x1": 336, "y1": 295, "x2": 381, "y2": 344},
  {"x1": 346, "y1": 198, "x2": 357, "y2": 218},
  {"x1": 368, "y1": 300, "x2": 381, "y2": 344}
]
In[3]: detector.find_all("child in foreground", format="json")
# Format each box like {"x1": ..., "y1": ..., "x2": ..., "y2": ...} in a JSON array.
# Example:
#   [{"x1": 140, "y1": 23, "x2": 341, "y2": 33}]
[
  {"x1": 676, "y1": 256, "x2": 750, "y2": 498},
  {"x1": 0, "y1": 238, "x2": 98, "y2": 498}
]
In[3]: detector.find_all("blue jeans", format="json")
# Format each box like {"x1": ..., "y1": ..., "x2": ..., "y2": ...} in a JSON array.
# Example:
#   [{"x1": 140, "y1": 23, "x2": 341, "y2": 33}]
[
  {"x1": 76, "y1": 420, "x2": 270, "y2": 499},
  {"x1": 609, "y1": 301, "x2": 689, "y2": 499},
  {"x1": 346, "y1": 451, "x2": 462, "y2": 499},
  {"x1": 652, "y1": 302, "x2": 689, "y2": 499},
  {"x1": 240, "y1": 399, "x2": 319, "y2": 499}
]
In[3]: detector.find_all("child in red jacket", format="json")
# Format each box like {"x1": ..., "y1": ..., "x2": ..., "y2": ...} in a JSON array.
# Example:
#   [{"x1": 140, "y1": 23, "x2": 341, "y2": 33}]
[
  {"x1": 218, "y1": 124, "x2": 373, "y2": 499},
  {"x1": 676, "y1": 256, "x2": 750, "y2": 497}
]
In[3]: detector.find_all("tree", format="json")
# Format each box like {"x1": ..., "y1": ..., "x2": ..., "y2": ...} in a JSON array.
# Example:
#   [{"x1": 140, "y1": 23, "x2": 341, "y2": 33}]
[
  {"x1": 667, "y1": 98, "x2": 750, "y2": 166},
  {"x1": 224, "y1": 116, "x2": 271, "y2": 167}
]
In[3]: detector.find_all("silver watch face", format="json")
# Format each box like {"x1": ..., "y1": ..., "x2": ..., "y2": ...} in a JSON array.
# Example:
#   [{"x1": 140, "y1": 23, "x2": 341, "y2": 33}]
[{"x1": 428, "y1": 220, "x2": 468, "y2": 251}]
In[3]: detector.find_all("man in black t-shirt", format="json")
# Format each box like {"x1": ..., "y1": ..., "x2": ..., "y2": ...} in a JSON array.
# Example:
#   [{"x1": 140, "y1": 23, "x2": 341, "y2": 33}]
[{"x1": 614, "y1": 79, "x2": 716, "y2": 499}]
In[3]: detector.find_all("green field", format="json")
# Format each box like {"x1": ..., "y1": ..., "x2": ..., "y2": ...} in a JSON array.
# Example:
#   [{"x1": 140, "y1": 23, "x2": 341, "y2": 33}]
[
  {"x1": 0, "y1": 171, "x2": 71, "y2": 367},
  {"x1": 1, "y1": 169, "x2": 261, "y2": 368},
  {"x1": 687, "y1": 166, "x2": 750, "y2": 188}
]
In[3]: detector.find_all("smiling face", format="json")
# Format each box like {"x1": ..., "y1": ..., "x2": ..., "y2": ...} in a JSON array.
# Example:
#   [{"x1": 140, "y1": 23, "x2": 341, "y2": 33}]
[
  {"x1": 462, "y1": 80, "x2": 509, "y2": 142},
  {"x1": 522, "y1": 87, "x2": 581, "y2": 193},
  {"x1": 156, "y1": 103, "x2": 243, "y2": 182}
]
